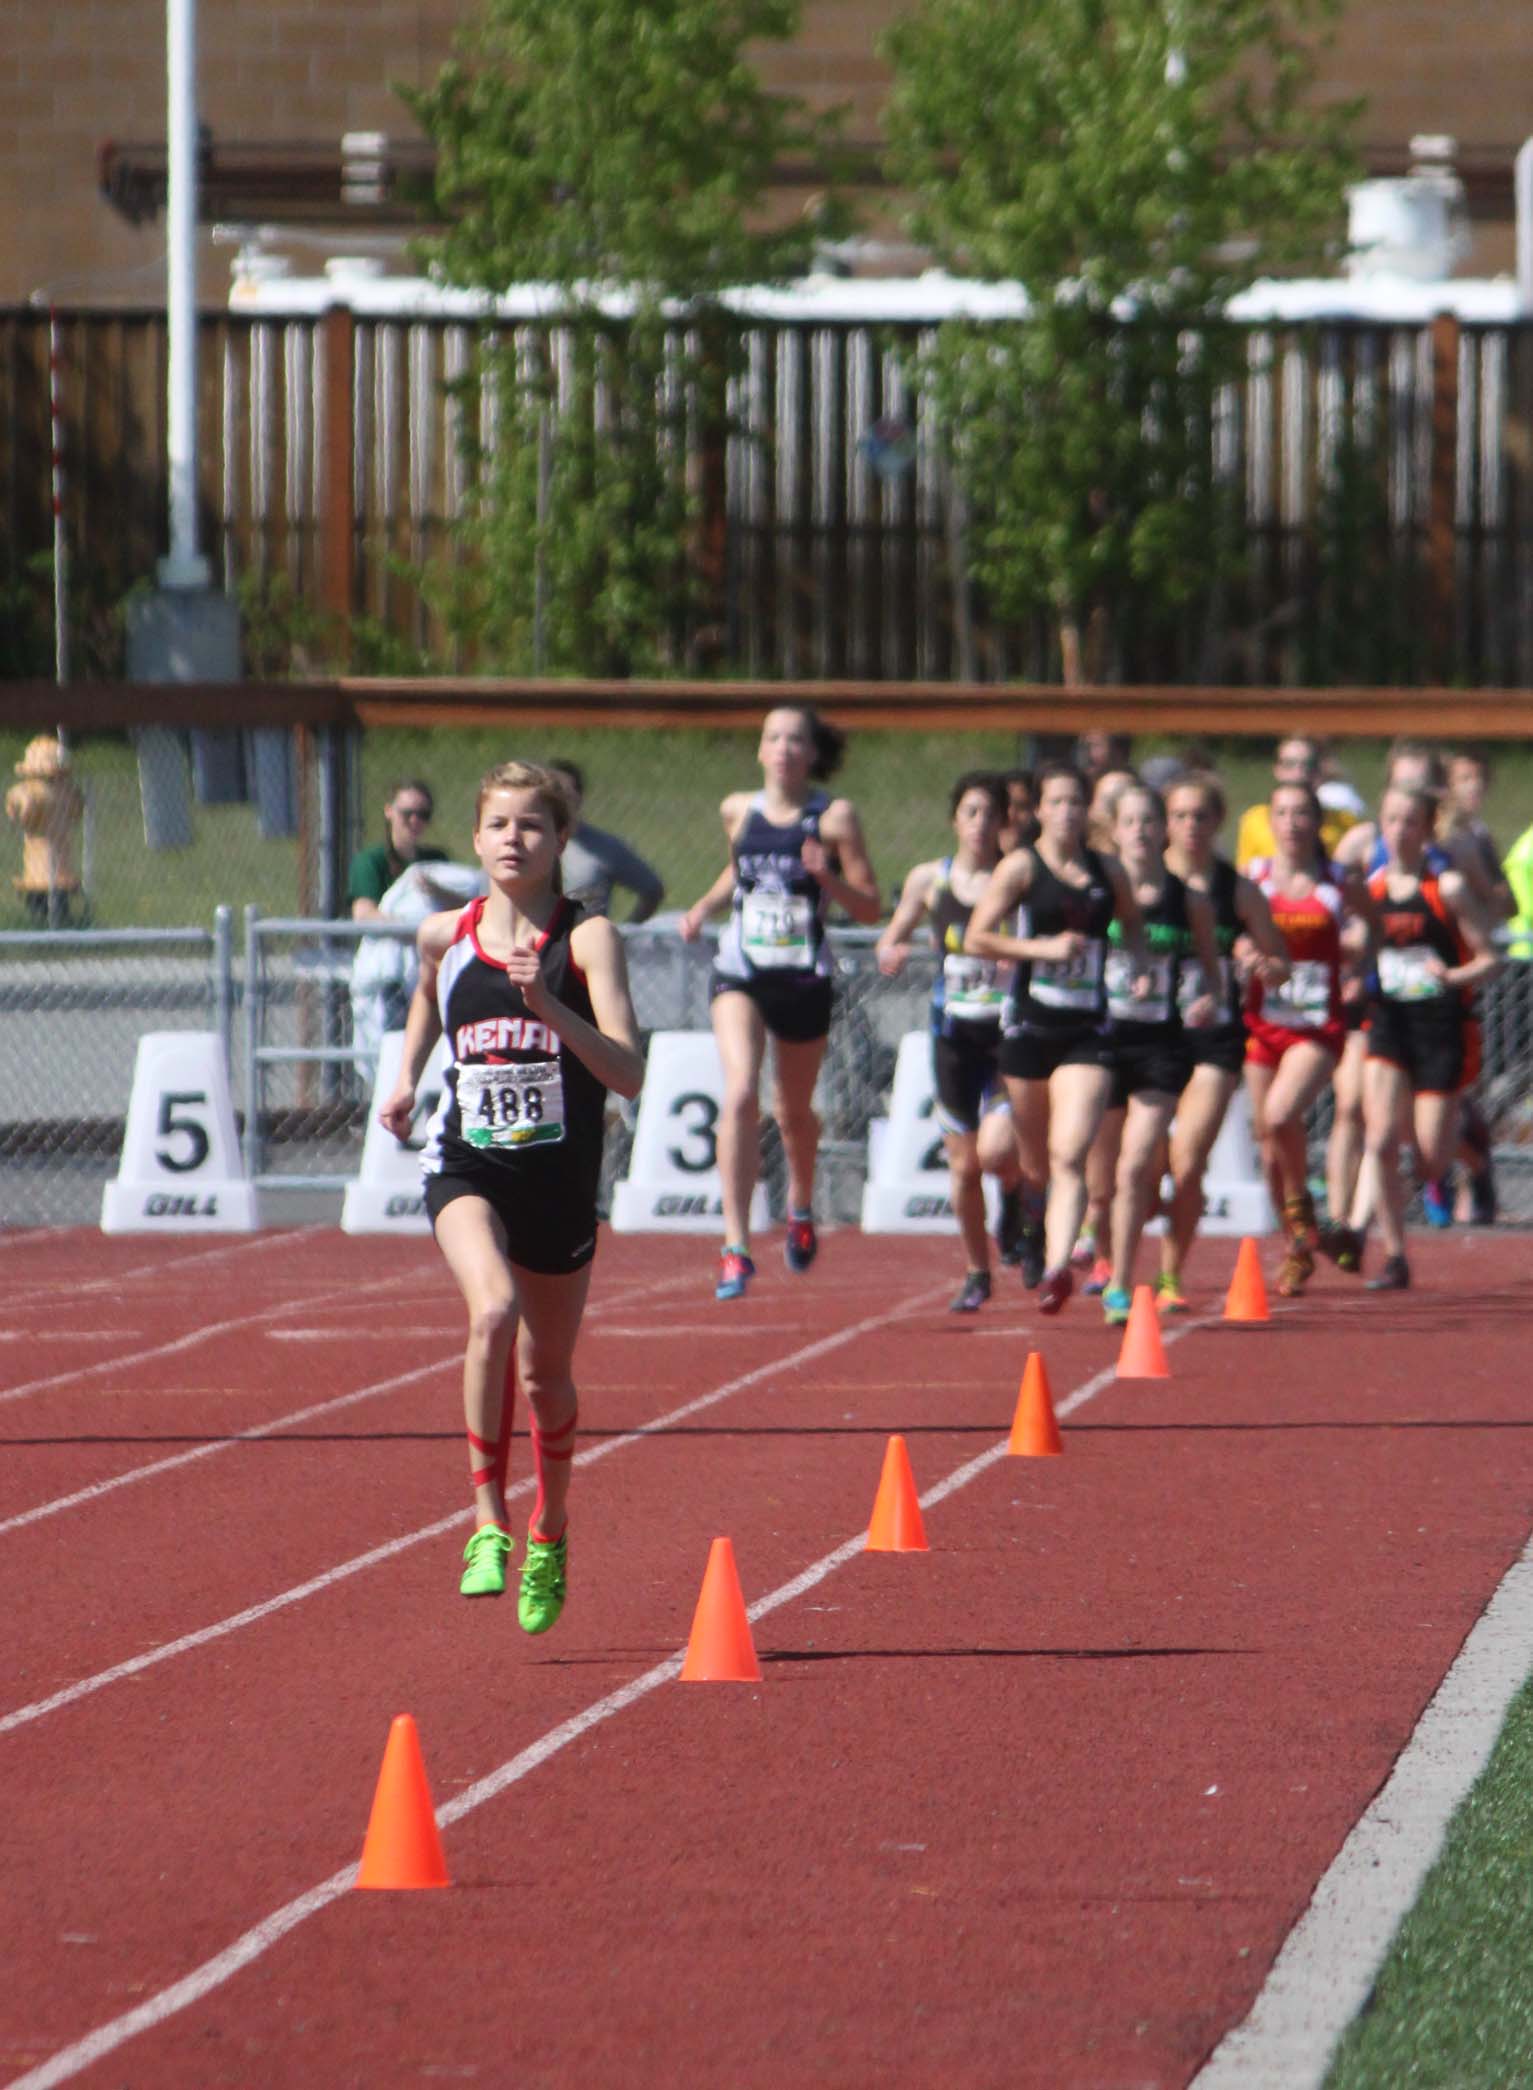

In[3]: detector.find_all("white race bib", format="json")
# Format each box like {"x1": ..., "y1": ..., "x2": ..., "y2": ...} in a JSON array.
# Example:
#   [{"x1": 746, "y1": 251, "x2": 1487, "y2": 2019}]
[
  {"x1": 1264, "y1": 959, "x2": 1330, "y2": 1029},
  {"x1": 457, "y1": 1060, "x2": 566, "y2": 1150},
  {"x1": 1106, "y1": 948, "x2": 1173, "y2": 1024},
  {"x1": 741, "y1": 891, "x2": 814, "y2": 970},
  {"x1": 942, "y1": 952, "x2": 1006, "y2": 1023},
  {"x1": 1031, "y1": 940, "x2": 1103, "y2": 1012},
  {"x1": 1179, "y1": 955, "x2": 1231, "y2": 1017},
  {"x1": 1378, "y1": 944, "x2": 1446, "y2": 1002}
]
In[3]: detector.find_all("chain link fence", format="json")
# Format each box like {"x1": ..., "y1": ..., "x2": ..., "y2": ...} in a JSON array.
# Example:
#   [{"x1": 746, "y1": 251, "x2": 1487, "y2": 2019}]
[{"x1": 3, "y1": 908, "x2": 1531, "y2": 1230}]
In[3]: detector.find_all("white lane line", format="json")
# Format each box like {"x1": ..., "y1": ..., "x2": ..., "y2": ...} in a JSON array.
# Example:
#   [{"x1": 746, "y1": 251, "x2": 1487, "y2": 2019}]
[
  {"x1": 0, "y1": 1282, "x2": 952, "y2": 1735},
  {"x1": 1191, "y1": 1531, "x2": 1533, "y2": 2089},
  {"x1": 0, "y1": 1332, "x2": 135, "y2": 1345},
  {"x1": 0, "y1": 1231, "x2": 305, "y2": 1311},
  {"x1": 266, "y1": 1328, "x2": 465, "y2": 1343},
  {"x1": 5, "y1": 1311, "x2": 1208, "y2": 2090},
  {"x1": 0, "y1": 1271, "x2": 407, "y2": 1407},
  {"x1": 0, "y1": 1268, "x2": 698, "y2": 1540}
]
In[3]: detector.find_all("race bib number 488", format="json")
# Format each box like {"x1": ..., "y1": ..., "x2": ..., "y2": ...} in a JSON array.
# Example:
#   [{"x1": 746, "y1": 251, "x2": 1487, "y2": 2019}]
[{"x1": 458, "y1": 1061, "x2": 566, "y2": 1150}]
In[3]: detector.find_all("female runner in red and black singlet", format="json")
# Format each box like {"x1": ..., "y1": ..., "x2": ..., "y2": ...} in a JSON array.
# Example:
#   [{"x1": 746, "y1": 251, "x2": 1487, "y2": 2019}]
[{"x1": 381, "y1": 761, "x2": 644, "y2": 1626}]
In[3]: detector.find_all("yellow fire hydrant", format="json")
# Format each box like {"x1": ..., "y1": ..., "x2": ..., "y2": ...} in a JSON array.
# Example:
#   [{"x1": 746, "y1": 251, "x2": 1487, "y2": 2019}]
[{"x1": 6, "y1": 734, "x2": 84, "y2": 923}]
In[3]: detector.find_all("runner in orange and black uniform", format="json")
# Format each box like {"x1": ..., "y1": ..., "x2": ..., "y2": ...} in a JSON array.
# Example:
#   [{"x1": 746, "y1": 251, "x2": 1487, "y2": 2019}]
[
  {"x1": 1327, "y1": 784, "x2": 1500, "y2": 1291},
  {"x1": 1243, "y1": 779, "x2": 1368, "y2": 1297}
]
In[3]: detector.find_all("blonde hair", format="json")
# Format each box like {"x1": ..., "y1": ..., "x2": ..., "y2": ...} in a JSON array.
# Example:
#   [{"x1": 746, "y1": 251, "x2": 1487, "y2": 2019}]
[
  {"x1": 474, "y1": 760, "x2": 575, "y2": 836},
  {"x1": 474, "y1": 761, "x2": 575, "y2": 895}
]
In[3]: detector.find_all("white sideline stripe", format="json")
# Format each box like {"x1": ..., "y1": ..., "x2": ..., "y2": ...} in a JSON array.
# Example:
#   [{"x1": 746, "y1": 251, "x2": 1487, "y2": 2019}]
[
  {"x1": 0, "y1": 1269, "x2": 698, "y2": 1540},
  {"x1": 1191, "y1": 1531, "x2": 1533, "y2": 2089},
  {"x1": 0, "y1": 1281, "x2": 952, "y2": 1734},
  {"x1": 7, "y1": 1308, "x2": 1203, "y2": 2089}
]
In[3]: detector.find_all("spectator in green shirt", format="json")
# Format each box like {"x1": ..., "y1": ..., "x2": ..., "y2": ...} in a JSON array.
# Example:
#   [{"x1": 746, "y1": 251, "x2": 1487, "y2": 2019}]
[{"x1": 347, "y1": 778, "x2": 449, "y2": 919}]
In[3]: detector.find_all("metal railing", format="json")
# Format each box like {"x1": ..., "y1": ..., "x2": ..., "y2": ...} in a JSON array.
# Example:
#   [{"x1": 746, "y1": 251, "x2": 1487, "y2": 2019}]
[{"x1": 3, "y1": 907, "x2": 1532, "y2": 1226}]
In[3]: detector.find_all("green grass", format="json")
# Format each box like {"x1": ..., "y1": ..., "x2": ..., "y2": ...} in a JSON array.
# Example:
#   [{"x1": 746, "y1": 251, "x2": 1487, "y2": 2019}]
[
  {"x1": 7, "y1": 724, "x2": 1533, "y2": 933},
  {"x1": 1325, "y1": 1671, "x2": 1533, "y2": 2087}
]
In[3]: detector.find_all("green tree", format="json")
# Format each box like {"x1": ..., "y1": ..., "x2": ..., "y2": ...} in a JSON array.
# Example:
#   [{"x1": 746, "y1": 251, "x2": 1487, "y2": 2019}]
[
  {"x1": 407, "y1": 0, "x2": 847, "y2": 674},
  {"x1": 883, "y1": 0, "x2": 1362, "y2": 681}
]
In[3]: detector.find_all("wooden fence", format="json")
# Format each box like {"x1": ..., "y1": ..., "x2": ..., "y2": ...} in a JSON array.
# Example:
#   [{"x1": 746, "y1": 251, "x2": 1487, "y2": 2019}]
[{"x1": 4, "y1": 306, "x2": 1533, "y2": 686}]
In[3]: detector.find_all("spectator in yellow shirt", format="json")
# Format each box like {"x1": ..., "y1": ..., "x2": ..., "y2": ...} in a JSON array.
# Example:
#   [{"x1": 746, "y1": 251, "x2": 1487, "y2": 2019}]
[{"x1": 1235, "y1": 737, "x2": 1357, "y2": 870}]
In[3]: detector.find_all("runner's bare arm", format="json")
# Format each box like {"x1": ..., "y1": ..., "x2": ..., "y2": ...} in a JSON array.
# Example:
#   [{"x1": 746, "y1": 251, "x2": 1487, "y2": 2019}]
[
  {"x1": 809, "y1": 799, "x2": 881, "y2": 924},
  {"x1": 1184, "y1": 888, "x2": 1223, "y2": 1021},
  {"x1": 877, "y1": 861, "x2": 939, "y2": 976},
  {"x1": 1103, "y1": 854, "x2": 1153, "y2": 991},
  {"x1": 965, "y1": 850, "x2": 1053, "y2": 962},
  {"x1": 377, "y1": 910, "x2": 453, "y2": 1139},
  {"x1": 1234, "y1": 875, "x2": 1291, "y2": 986},
  {"x1": 517, "y1": 915, "x2": 646, "y2": 1098},
  {"x1": 1439, "y1": 872, "x2": 1504, "y2": 993}
]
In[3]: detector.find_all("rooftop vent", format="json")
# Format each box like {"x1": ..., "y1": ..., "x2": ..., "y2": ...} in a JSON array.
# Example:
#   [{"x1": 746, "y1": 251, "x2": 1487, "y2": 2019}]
[{"x1": 1347, "y1": 134, "x2": 1470, "y2": 281}]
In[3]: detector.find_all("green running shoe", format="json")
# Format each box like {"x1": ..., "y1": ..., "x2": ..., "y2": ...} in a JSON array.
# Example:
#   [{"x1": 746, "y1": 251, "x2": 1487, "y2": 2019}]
[
  {"x1": 518, "y1": 1531, "x2": 568, "y2": 1635},
  {"x1": 460, "y1": 1524, "x2": 512, "y2": 1598}
]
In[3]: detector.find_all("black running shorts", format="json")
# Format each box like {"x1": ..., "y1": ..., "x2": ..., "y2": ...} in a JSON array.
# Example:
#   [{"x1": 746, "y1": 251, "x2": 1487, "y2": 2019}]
[
  {"x1": 710, "y1": 969, "x2": 834, "y2": 1044},
  {"x1": 424, "y1": 1159, "x2": 600, "y2": 1274}
]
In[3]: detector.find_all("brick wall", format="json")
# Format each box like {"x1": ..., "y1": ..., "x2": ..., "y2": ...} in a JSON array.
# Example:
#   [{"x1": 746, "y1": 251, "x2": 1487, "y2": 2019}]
[{"x1": 2, "y1": 0, "x2": 1527, "y2": 305}]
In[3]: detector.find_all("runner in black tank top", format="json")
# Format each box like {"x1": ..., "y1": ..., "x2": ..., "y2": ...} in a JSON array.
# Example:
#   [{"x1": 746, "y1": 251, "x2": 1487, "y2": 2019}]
[
  {"x1": 681, "y1": 704, "x2": 880, "y2": 1303},
  {"x1": 877, "y1": 772, "x2": 1030, "y2": 1312},
  {"x1": 1160, "y1": 774, "x2": 1291, "y2": 1309},
  {"x1": 380, "y1": 761, "x2": 644, "y2": 1625},
  {"x1": 1088, "y1": 786, "x2": 1222, "y2": 1327},
  {"x1": 965, "y1": 762, "x2": 1150, "y2": 1315}
]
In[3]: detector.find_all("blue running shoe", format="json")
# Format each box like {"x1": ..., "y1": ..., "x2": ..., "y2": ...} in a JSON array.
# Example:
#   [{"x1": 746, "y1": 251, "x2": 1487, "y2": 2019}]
[
  {"x1": 1102, "y1": 1285, "x2": 1132, "y2": 1327},
  {"x1": 716, "y1": 1247, "x2": 755, "y2": 1301},
  {"x1": 1421, "y1": 1176, "x2": 1454, "y2": 1228}
]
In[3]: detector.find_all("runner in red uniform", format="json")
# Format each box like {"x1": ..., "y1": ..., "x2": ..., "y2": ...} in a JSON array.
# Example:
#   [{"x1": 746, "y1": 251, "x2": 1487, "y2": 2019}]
[
  {"x1": 1243, "y1": 780, "x2": 1368, "y2": 1297},
  {"x1": 1331, "y1": 784, "x2": 1500, "y2": 1290}
]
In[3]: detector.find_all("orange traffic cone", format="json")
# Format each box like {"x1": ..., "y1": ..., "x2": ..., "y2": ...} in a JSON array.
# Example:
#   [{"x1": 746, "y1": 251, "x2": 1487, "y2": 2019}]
[
  {"x1": 866, "y1": 1434, "x2": 929, "y2": 1551},
  {"x1": 355, "y1": 1714, "x2": 449, "y2": 1890},
  {"x1": 1009, "y1": 1351, "x2": 1063, "y2": 1456},
  {"x1": 1115, "y1": 1284, "x2": 1170, "y2": 1379},
  {"x1": 680, "y1": 1537, "x2": 761, "y2": 1682},
  {"x1": 1224, "y1": 1237, "x2": 1271, "y2": 1324}
]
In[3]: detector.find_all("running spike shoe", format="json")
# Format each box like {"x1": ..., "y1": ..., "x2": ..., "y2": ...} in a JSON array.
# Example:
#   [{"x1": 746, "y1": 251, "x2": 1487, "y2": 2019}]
[
  {"x1": 1317, "y1": 1223, "x2": 1364, "y2": 1275},
  {"x1": 1101, "y1": 1285, "x2": 1132, "y2": 1327},
  {"x1": 716, "y1": 1247, "x2": 756, "y2": 1302},
  {"x1": 1420, "y1": 1174, "x2": 1454, "y2": 1228},
  {"x1": 1365, "y1": 1254, "x2": 1411, "y2": 1292},
  {"x1": 518, "y1": 1531, "x2": 568, "y2": 1635},
  {"x1": 784, "y1": 1214, "x2": 818, "y2": 1273},
  {"x1": 1037, "y1": 1266, "x2": 1074, "y2": 1316},
  {"x1": 1469, "y1": 1167, "x2": 1499, "y2": 1226},
  {"x1": 1274, "y1": 1239, "x2": 1315, "y2": 1298},
  {"x1": 1082, "y1": 1256, "x2": 1113, "y2": 1297},
  {"x1": 459, "y1": 1524, "x2": 512, "y2": 1599},
  {"x1": 1154, "y1": 1272, "x2": 1190, "y2": 1315},
  {"x1": 1017, "y1": 1220, "x2": 1046, "y2": 1291},
  {"x1": 995, "y1": 1187, "x2": 1025, "y2": 1267},
  {"x1": 949, "y1": 1269, "x2": 992, "y2": 1314},
  {"x1": 1071, "y1": 1233, "x2": 1097, "y2": 1271}
]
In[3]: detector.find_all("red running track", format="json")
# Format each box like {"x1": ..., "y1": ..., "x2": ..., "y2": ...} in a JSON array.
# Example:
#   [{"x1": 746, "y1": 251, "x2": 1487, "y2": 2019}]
[{"x1": 2, "y1": 1224, "x2": 1531, "y2": 2087}]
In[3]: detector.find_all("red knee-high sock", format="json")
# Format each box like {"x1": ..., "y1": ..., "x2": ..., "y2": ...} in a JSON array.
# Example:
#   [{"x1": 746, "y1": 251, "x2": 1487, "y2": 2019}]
[
  {"x1": 529, "y1": 1409, "x2": 577, "y2": 1544},
  {"x1": 466, "y1": 1353, "x2": 518, "y2": 1518}
]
